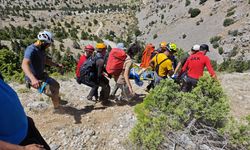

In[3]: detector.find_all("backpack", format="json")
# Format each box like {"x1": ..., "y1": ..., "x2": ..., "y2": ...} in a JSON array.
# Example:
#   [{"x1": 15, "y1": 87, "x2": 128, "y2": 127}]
[
  {"x1": 76, "y1": 55, "x2": 87, "y2": 78},
  {"x1": 106, "y1": 48, "x2": 127, "y2": 76},
  {"x1": 77, "y1": 56, "x2": 97, "y2": 84}
]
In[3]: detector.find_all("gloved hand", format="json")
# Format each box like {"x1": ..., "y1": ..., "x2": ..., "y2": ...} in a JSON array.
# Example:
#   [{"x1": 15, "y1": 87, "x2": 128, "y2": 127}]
[{"x1": 171, "y1": 74, "x2": 178, "y2": 80}]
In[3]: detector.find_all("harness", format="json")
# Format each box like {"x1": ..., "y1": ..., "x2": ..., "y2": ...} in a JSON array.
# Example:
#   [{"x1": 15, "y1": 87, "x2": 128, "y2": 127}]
[{"x1": 155, "y1": 54, "x2": 169, "y2": 78}]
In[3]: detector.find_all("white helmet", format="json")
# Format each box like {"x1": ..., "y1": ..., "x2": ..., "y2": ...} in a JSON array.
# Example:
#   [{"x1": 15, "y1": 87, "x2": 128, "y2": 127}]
[{"x1": 37, "y1": 31, "x2": 54, "y2": 44}]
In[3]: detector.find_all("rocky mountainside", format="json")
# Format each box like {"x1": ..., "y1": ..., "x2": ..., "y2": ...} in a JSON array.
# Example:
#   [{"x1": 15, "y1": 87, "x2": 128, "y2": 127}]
[
  {"x1": 8, "y1": 72, "x2": 250, "y2": 149},
  {"x1": 136, "y1": 0, "x2": 250, "y2": 63}
]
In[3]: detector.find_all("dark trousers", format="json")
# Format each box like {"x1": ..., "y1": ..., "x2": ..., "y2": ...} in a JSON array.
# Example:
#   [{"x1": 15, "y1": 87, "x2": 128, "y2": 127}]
[
  {"x1": 146, "y1": 80, "x2": 155, "y2": 91},
  {"x1": 181, "y1": 76, "x2": 198, "y2": 92},
  {"x1": 88, "y1": 76, "x2": 110, "y2": 102},
  {"x1": 19, "y1": 117, "x2": 50, "y2": 150}
]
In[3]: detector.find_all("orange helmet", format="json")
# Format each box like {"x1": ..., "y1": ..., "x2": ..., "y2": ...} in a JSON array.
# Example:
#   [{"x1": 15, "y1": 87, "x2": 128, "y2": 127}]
[
  {"x1": 160, "y1": 41, "x2": 167, "y2": 48},
  {"x1": 96, "y1": 43, "x2": 106, "y2": 49}
]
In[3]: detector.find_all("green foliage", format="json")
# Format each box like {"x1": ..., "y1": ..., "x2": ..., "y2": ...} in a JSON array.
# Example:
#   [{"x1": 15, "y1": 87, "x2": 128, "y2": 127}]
[
  {"x1": 226, "y1": 10, "x2": 235, "y2": 17},
  {"x1": 188, "y1": 8, "x2": 201, "y2": 18},
  {"x1": 218, "y1": 47, "x2": 224, "y2": 55},
  {"x1": 228, "y1": 46, "x2": 238, "y2": 57},
  {"x1": 220, "y1": 116, "x2": 250, "y2": 149},
  {"x1": 209, "y1": 36, "x2": 221, "y2": 49},
  {"x1": 228, "y1": 30, "x2": 238, "y2": 36},
  {"x1": 153, "y1": 34, "x2": 158, "y2": 39},
  {"x1": 199, "y1": 0, "x2": 207, "y2": 5},
  {"x1": 223, "y1": 18, "x2": 235, "y2": 27},
  {"x1": 130, "y1": 74, "x2": 230, "y2": 149},
  {"x1": 0, "y1": 49, "x2": 24, "y2": 83},
  {"x1": 210, "y1": 60, "x2": 218, "y2": 71},
  {"x1": 134, "y1": 29, "x2": 141, "y2": 37},
  {"x1": 209, "y1": 36, "x2": 222, "y2": 43},
  {"x1": 175, "y1": 48, "x2": 185, "y2": 60},
  {"x1": 185, "y1": 0, "x2": 191, "y2": 6},
  {"x1": 218, "y1": 58, "x2": 250, "y2": 73},
  {"x1": 93, "y1": 19, "x2": 98, "y2": 25}
]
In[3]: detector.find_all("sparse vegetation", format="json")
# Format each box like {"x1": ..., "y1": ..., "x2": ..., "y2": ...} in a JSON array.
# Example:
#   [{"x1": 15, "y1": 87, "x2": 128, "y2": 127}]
[
  {"x1": 199, "y1": 0, "x2": 207, "y2": 5},
  {"x1": 182, "y1": 34, "x2": 187, "y2": 39},
  {"x1": 223, "y1": 18, "x2": 235, "y2": 27},
  {"x1": 153, "y1": 34, "x2": 158, "y2": 39},
  {"x1": 130, "y1": 74, "x2": 250, "y2": 149},
  {"x1": 188, "y1": 8, "x2": 201, "y2": 18},
  {"x1": 228, "y1": 30, "x2": 238, "y2": 36},
  {"x1": 209, "y1": 36, "x2": 222, "y2": 49},
  {"x1": 218, "y1": 47, "x2": 224, "y2": 55},
  {"x1": 185, "y1": 0, "x2": 191, "y2": 6}
]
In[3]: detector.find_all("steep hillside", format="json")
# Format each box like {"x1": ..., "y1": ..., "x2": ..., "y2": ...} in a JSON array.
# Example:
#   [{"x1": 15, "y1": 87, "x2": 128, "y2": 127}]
[
  {"x1": 136, "y1": 0, "x2": 250, "y2": 62},
  {"x1": 7, "y1": 73, "x2": 250, "y2": 149},
  {"x1": 0, "y1": 0, "x2": 140, "y2": 57}
]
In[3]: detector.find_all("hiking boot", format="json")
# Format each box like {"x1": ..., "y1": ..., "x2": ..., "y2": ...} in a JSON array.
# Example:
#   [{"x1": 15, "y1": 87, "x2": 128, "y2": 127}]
[
  {"x1": 101, "y1": 100, "x2": 112, "y2": 106},
  {"x1": 109, "y1": 95, "x2": 116, "y2": 100},
  {"x1": 59, "y1": 99, "x2": 68, "y2": 105},
  {"x1": 53, "y1": 106, "x2": 65, "y2": 114}
]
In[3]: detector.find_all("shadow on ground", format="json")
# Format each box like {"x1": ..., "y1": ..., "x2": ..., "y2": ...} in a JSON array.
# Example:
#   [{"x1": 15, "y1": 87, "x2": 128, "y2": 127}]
[{"x1": 62, "y1": 105, "x2": 106, "y2": 124}]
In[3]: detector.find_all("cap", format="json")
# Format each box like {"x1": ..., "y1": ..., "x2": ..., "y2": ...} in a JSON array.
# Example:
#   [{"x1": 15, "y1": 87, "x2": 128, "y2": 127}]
[
  {"x1": 200, "y1": 44, "x2": 209, "y2": 51},
  {"x1": 117, "y1": 43, "x2": 126, "y2": 50},
  {"x1": 191, "y1": 44, "x2": 200, "y2": 51}
]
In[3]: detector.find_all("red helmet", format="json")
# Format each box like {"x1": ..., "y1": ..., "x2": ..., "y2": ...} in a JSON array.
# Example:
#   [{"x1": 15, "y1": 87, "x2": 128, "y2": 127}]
[{"x1": 84, "y1": 44, "x2": 94, "y2": 52}]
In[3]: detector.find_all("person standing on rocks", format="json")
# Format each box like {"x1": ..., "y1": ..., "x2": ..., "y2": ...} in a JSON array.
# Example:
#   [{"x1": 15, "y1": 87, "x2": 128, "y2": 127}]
[
  {"x1": 88, "y1": 43, "x2": 111, "y2": 105},
  {"x1": 178, "y1": 44, "x2": 217, "y2": 92},
  {"x1": 0, "y1": 77, "x2": 50, "y2": 150},
  {"x1": 22, "y1": 31, "x2": 64, "y2": 113}
]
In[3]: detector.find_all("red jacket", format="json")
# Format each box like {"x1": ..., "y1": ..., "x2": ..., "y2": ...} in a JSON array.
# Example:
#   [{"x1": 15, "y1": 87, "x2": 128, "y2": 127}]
[
  {"x1": 180, "y1": 52, "x2": 216, "y2": 79},
  {"x1": 76, "y1": 55, "x2": 87, "y2": 78}
]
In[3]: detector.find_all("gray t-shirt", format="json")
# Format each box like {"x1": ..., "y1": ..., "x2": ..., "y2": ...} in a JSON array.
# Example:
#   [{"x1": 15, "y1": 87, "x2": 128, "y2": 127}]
[{"x1": 24, "y1": 44, "x2": 46, "y2": 80}]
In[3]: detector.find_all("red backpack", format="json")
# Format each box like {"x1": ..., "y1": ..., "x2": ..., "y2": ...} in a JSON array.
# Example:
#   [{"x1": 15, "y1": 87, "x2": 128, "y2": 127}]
[{"x1": 106, "y1": 48, "x2": 127, "y2": 76}]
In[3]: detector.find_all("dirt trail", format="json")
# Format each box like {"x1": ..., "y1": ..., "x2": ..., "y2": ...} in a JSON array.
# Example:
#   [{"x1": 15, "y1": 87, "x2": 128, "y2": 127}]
[{"x1": 10, "y1": 72, "x2": 250, "y2": 149}]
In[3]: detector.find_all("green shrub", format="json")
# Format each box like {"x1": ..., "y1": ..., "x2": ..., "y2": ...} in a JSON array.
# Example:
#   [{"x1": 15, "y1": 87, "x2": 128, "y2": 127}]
[
  {"x1": 130, "y1": 74, "x2": 230, "y2": 149},
  {"x1": 228, "y1": 30, "x2": 238, "y2": 36},
  {"x1": 185, "y1": 0, "x2": 191, "y2": 6},
  {"x1": 210, "y1": 36, "x2": 221, "y2": 49},
  {"x1": 188, "y1": 8, "x2": 201, "y2": 18},
  {"x1": 209, "y1": 36, "x2": 222, "y2": 43},
  {"x1": 199, "y1": 0, "x2": 207, "y2": 5},
  {"x1": 218, "y1": 47, "x2": 224, "y2": 55},
  {"x1": 226, "y1": 10, "x2": 235, "y2": 17},
  {"x1": 223, "y1": 18, "x2": 235, "y2": 27},
  {"x1": 228, "y1": 46, "x2": 238, "y2": 57},
  {"x1": 220, "y1": 115, "x2": 250, "y2": 149},
  {"x1": 0, "y1": 49, "x2": 24, "y2": 83},
  {"x1": 210, "y1": 60, "x2": 218, "y2": 70},
  {"x1": 153, "y1": 34, "x2": 158, "y2": 39},
  {"x1": 218, "y1": 58, "x2": 250, "y2": 73}
]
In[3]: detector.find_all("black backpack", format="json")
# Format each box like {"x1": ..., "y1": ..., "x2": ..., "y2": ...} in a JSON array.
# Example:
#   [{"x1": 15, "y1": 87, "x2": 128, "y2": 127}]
[
  {"x1": 77, "y1": 56, "x2": 97, "y2": 84},
  {"x1": 77, "y1": 53, "x2": 104, "y2": 84}
]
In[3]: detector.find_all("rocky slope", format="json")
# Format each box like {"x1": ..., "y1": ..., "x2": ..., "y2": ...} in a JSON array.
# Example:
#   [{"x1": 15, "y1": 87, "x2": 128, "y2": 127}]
[
  {"x1": 136, "y1": 0, "x2": 250, "y2": 62},
  {"x1": 10, "y1": 78, "x2": 146, "y2": 150},
  {"x1": 8, "y1": 72, "x2": 250, "y2": 149}
]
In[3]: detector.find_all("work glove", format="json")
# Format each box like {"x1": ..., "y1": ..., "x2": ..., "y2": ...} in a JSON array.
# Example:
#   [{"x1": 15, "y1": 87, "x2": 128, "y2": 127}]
[{"x1": 171, "y1": 74, "x2": 178, "y2": 80}]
